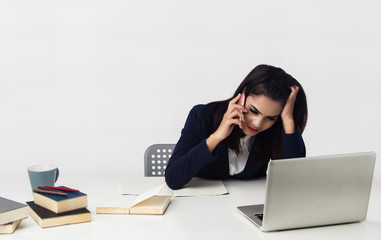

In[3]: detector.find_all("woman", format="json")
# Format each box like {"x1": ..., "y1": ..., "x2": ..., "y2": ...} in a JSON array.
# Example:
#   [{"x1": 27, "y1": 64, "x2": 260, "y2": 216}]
[{"x1": 165, "y1": 64, "x2": 308, "y2": 190}]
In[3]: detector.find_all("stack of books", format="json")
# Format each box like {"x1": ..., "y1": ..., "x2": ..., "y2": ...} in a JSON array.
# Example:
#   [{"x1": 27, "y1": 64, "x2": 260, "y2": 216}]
[
  {"x1": 0, "y1": 197, "x2": 29, "y2": 234},
  {"x1": 27, "y1": 186, "x2": 91, "y2": 228}
]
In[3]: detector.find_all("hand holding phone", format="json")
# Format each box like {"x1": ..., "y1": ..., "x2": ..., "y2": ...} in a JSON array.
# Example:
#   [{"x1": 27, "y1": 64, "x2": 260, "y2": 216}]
[{"x1": 206, "y1": 88, "x2": 247, "y2": 153}]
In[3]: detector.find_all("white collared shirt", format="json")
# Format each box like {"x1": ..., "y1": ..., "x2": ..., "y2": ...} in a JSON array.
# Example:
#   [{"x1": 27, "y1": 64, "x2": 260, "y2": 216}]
[{"x1": 228, "y1": 136, "x2": 255, "y2": 176}]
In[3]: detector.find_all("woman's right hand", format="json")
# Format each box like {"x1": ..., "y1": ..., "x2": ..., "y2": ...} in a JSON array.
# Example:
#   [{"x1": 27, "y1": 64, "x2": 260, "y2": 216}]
[{"x1": 206, "y1": 94, "x2": 247, "y2": 153}]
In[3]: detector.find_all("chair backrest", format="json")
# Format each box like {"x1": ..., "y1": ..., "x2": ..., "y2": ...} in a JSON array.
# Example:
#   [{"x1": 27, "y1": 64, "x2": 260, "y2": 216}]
[{"x1": 144, "y1": 144, "x2": 175, "y2": 177}]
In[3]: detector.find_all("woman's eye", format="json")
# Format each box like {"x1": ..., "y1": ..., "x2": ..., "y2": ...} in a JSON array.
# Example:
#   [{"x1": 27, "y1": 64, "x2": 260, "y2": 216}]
[
  {"x1": 250, "y1": 109, "x2": 258, "y2": 115},
  {"x1": 267, "y1": 117, "x2": 276, "y2": 121}
]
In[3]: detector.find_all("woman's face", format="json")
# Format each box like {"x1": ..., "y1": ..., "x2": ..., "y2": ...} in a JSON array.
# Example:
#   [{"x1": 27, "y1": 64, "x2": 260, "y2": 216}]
[{"x1": 242, "y1": 94, "x2": 283, "y2": 136}]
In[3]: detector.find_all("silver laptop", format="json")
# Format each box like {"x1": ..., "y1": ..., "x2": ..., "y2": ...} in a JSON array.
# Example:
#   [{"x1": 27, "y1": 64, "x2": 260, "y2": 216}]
[{"x1": 237, "y1": 152, "x2": 376, "y2": 232}]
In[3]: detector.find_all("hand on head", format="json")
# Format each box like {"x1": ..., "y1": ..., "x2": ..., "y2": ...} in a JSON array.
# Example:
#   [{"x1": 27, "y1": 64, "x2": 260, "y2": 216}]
[{"x1": 281, "y1": 85, "x2": 299, "y2": 133}]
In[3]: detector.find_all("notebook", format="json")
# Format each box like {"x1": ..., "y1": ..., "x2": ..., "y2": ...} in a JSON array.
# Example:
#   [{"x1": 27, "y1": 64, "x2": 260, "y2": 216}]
[{"x1": 237, "y1": 152, "x2": 376, "y2": 232}]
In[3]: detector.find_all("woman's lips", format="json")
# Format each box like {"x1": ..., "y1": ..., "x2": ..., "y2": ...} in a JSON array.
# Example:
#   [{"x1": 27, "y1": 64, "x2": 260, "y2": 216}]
[{"x1": 247, "y1": 126, "x2": 259, "y2": 133}]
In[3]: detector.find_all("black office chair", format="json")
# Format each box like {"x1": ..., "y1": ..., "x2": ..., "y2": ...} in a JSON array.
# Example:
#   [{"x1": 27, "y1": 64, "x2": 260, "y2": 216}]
[{"x1": 144, "y1": 144, "x2": 175, "y2": 177}]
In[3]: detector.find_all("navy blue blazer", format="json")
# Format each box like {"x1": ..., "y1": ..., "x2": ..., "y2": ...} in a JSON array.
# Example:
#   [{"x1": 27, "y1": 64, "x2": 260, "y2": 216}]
[{"x1": 165, "y1": 104, "x2": 306, "y2": 190}]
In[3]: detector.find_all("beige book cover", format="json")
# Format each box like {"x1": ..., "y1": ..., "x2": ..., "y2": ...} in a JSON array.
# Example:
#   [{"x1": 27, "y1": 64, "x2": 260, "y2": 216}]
[{"x1": 0, "y1": 220, "x2": 22, "y2": 234}]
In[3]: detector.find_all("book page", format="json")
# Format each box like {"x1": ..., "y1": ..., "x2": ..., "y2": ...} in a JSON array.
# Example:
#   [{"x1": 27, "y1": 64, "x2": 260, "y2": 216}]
[
  {"x1": 129, "y1": 196, "x2": 171, "y2": 215},
  {"x1": 119, "y1": 177, "x2": 228, "y2": 197},
  {"x1": 131, "y1": 184, "x2": 170, "y2": 207},
  {"x1": 172, "y1": 178, "x2": 228, "y2": 197}
]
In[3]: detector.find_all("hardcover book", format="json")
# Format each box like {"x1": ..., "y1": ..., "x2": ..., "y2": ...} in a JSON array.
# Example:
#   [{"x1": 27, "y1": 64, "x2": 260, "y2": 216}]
[
  {"x1": 33, "y1": 187, "x2": 88, "y2": 214},
  {"x1": 27, "y1": 201, "x2": 91, "y2": 228},
  {"x1": 0, "y1": 197, "x2": 28, "y2": 225},
  {"x1": 0, "y1": 220, "x2": 22, "y2": 234}
]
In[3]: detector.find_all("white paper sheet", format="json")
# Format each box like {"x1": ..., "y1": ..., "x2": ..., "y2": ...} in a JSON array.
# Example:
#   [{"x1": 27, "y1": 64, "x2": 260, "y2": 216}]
[{"x1": 119, "y1": 177, "x2": 228, "y2": 197}]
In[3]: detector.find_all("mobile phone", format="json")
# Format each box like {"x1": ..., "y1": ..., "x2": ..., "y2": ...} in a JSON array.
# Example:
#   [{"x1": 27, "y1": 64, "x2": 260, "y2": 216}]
[
  {"x1": 238, "y1": 87, "x2": 246, "y2": 121},
  {"x1": 238, "y1": 87, "x2": 246, "y2": 106}
]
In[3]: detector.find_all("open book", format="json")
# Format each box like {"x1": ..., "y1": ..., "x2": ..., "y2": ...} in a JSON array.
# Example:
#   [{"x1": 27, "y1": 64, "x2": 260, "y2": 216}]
[
  {"x1": 96, "y1": 184, "x2": 171, "y2": 215},
  {"x1": 96, "y1": 178, "x2": 228, "y2": 215}
]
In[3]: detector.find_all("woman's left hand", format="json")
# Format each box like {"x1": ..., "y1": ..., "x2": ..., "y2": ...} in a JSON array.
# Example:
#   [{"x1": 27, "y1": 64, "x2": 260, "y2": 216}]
[{"x1": 281, "y1": 85, "x2": 299, "y2": 134}]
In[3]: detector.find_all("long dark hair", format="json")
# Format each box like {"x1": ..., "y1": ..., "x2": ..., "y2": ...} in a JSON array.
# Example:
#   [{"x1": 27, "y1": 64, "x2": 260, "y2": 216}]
[{"x1": 206, "y1": 64, "x2": 308, "y2": 164}]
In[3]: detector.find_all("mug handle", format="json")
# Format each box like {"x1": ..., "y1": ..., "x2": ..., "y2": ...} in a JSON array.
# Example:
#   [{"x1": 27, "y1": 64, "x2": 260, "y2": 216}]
[{"x1": 55, "y1": 168, "x2": 60, "y2": 183}]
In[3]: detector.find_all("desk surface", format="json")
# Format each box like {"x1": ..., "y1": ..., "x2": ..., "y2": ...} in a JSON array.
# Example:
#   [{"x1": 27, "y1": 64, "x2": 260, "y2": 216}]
[{"x1": 1, "y1": 176, "x2": 381, "y2": 240}]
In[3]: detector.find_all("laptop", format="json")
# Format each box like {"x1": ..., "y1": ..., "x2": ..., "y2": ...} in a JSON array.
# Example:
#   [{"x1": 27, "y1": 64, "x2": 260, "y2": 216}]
[{"x1": 237, "y1": 152, "x2": 376, "y2": 232}]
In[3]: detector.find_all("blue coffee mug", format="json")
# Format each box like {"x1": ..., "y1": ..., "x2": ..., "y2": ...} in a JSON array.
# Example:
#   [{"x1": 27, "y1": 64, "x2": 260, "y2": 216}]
[{"x1": 27, "y1": 165, "x2": 59, "y2": 190}]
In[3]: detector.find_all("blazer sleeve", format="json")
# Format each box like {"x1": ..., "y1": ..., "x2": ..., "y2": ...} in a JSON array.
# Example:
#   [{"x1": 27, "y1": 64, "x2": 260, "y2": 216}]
[
  {"x1": 282, "y1": 127, "x2": 306, "y2": 158},
  {"x1": 165, "y1": 105, "x2": 217, "y2": 190}
]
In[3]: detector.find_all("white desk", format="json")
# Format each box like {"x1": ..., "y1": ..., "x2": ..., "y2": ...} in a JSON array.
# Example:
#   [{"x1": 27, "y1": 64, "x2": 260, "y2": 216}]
[{"x1": 1, "y1": 176, "x2": 381, "y2": 240}]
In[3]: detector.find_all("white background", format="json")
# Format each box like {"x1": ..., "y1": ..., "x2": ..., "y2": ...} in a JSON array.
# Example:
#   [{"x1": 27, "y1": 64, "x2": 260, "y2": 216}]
[{"x1": 1, "y1": 0, "x2": 380, "y2": 184}]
